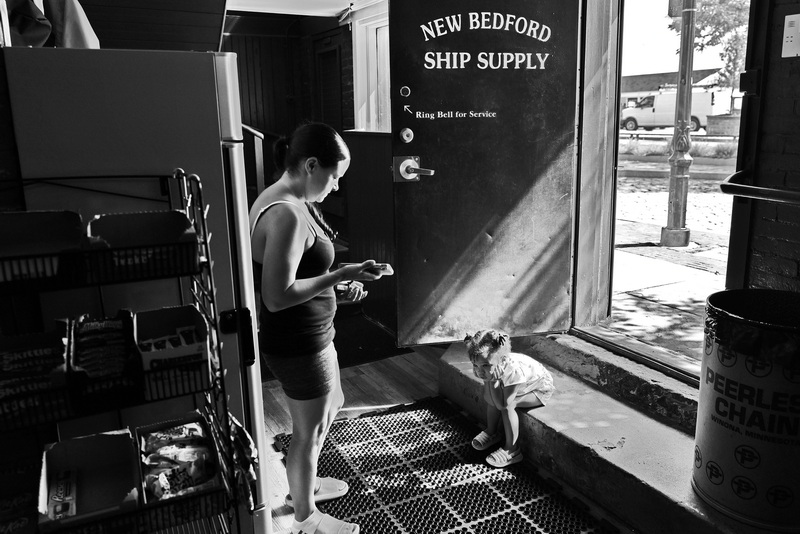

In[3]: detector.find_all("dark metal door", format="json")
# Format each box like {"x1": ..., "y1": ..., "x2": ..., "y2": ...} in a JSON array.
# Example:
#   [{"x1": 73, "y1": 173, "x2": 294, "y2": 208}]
[{"x1": 390, "y1": 0, "x2": 580, "y2": 346}]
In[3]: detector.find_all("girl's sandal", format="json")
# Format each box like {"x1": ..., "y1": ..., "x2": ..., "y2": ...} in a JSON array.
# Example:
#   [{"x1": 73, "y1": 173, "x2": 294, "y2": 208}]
[
  {"x1": 486, "y1": 447, "x2": 523, "y2": 468},
  {"x1": 285, "y1": 477, "x2": 349, "y2": 508},
  {"x1": 291, "y1": 509, "x2": 359, "y2": 534},
  {"x1": 471, "y1": 430, "x2": 502, "y2": 451}
]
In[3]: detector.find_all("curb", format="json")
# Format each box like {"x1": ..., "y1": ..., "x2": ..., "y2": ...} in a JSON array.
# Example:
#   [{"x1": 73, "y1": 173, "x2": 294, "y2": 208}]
[
  {"x1": 617, "y1": 154, "x2": 735, "y2": 181},
  {"x1": 617, "y1": 167, "x2": 731, "y2": 180},
  {"x1": 619, "y1": 154, "x2": 736, "y2": 166}
]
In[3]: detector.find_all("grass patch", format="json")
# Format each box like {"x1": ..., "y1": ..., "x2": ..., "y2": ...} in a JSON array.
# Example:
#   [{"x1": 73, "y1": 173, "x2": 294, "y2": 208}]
[
  {"x1": 619, "y1": 138, "x2": 738, "y2": 159},
  {"x1": 618, "y1": 138, "x2": 669, "y2": 156}
]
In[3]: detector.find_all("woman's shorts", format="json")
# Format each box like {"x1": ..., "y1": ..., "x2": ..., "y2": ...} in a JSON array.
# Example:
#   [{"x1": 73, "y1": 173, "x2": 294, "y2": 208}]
[{"x1": 262, "y1": 342, "x2": 338, "y2": 400}]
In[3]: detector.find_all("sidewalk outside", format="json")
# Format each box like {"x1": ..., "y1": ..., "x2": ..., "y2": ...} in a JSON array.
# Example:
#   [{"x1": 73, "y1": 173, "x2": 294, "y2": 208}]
[{"x1": 604, "y1": 153, "x2": 736, "y2": 363}]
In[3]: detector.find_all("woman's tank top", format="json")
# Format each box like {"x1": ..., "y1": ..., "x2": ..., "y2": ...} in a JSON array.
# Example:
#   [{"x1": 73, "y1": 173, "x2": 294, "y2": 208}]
[{"x1": 251, "y1": 201, "x2": 336, "y2": 356}]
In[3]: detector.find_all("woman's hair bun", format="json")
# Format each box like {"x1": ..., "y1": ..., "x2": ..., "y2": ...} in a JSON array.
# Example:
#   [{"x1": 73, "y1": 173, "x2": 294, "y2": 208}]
[{"x1": 273, "y1": 136, "x2": 291, "y2": 170}]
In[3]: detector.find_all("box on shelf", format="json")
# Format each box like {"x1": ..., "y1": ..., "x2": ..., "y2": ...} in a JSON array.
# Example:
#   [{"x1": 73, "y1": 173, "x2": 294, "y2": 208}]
[
  {"x1": 0, "y1": 211, "x2": 85, "y2": 285},
  {"x1": 69, "y1": 310, "x2": 143, "y2": 407},
  {"x1": 37, "y1": 430, "x2": 140, "y2": 533},
  {"x1": 135, "y1": 411, "x2": 228, "y2": 530},
  {"x1": 0, "y1": 326, "x2": 71, "y2": 430},
  {"x1": 0, "y1": 516, "x2": 36, "y2": 534},
  {"x1": 134, "y1": 306, "x2": 209, "y2": 371},
  {"x1": 134, "y1": 305, "x2": 211, "y2": 400},
  {"x1": 87, "y1": 211, "x2": 199, "y2": 282},
  {"x1": 0, "y1": 448, "x2": 41, "y2": 533}
]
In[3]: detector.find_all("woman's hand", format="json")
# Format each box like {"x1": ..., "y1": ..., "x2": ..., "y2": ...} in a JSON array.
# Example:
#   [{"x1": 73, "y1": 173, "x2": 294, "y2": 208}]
[
  {"x1": 335, "y1": 280, "x2": 368, "y2": 303},
  {"x1": 337, "y1": 260, "x2": 394, "y2": 282}
]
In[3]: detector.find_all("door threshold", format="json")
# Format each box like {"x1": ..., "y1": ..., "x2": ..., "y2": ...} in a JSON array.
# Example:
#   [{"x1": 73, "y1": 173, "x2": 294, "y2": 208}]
[{"x1": 572, "y1": 325, "x2": 701, "y2": 389}]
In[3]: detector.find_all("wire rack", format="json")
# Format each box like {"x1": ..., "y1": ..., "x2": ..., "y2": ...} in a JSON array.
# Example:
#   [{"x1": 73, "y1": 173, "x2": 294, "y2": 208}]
[{"x1": 1, "y1": 169, "x2": 240, "y2": 533}]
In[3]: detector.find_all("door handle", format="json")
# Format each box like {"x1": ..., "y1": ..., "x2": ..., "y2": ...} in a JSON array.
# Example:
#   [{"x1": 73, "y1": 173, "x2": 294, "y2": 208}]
[
  {"x1": 394, "y1": 156, "x2": 435, "y2": 182},
  {"x1": 403, "y1": 162, "x2": 435, "y2": 177}
]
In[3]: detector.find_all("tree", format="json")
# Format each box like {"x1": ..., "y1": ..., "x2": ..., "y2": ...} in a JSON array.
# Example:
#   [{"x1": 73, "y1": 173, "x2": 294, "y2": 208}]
[{"x1": 669, "y1": 0, "x2": 749, "y2": 91}]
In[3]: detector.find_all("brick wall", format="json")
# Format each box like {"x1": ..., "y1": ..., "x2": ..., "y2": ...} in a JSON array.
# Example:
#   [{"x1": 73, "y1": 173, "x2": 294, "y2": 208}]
[{"x1": 742, "y1": 0, "x2": 800, "y2": 291}]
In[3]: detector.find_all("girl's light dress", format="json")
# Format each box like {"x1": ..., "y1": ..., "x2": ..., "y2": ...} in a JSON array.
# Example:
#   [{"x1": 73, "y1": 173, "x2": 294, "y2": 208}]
[{"x1": 497, "y1": 352, "x2": 555, "y2": 404}]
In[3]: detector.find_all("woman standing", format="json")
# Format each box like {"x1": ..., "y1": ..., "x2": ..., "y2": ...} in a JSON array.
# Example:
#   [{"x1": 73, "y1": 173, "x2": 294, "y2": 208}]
[{"x1": 249, "y1": 122, "x2": 389, "y2": 534}]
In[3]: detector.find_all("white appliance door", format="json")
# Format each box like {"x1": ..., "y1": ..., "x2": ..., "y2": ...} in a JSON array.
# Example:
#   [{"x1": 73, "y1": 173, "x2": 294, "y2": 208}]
[{"x1": 215, "y1": 52, "x2": 272, "y2": 534}]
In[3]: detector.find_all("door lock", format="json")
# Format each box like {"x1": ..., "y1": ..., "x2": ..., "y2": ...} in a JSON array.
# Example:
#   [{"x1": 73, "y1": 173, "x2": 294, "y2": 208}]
[{"x1": 393, "y1": 156, "x2": 435, "y2": 182}]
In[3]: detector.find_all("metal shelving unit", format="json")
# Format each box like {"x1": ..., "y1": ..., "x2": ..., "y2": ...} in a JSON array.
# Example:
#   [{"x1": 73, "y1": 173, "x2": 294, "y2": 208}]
[{"x1": 0, "y1": 169, "x2": 241, "y2": 534}]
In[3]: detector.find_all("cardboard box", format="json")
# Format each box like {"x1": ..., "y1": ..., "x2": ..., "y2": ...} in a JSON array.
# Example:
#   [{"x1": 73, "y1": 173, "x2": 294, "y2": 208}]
[
  {"x1": 0, "y1": 326, "x2": 71, "y2": 430},
  {"x1": 0, "y1": 453, "x2": 40, "y2": 528},
  {"x1": 87, "y1": 211, "x2": 199, "y2": 282},
  {"x1": 69, "y1": 310, "x2": 143, "y2": 409},
  {"x1": 134, "y1": 305, "x2": 211, "y2": 400},
  {"x1": 0, "y1": 211, "x2": 84, "y2": 283},
  {"x1": 0, "y1": 516, "x2": 36, "y2": 534},
  {"x1": 88, "y1": 211, "x2": 195, "y2": 247},
  {"x1": 134, "y1": 306, "x2": 209, "y2": 371},
  {"x1": 37, "y1": 430, "x2": 140, "y2": 532},
  {"x1": 0, "y1": 328, "x2": 68, "y2": 388}
]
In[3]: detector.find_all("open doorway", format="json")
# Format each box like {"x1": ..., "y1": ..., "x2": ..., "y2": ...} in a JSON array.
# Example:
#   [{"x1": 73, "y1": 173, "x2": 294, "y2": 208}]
[
  {"x1": 583, "y1": 0, "x2": 748, "y2": 384},
  {"x1": 224, "y1": 0, "x2": 749, "y2": 382}
]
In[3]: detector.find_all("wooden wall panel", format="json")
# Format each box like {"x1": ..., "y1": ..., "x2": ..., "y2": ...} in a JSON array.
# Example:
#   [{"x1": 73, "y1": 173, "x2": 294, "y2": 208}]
[
  {"x1": 221, "y1": 13, "x2": 355, "y2": 200},
  {"x1": 222, "y1": 32, "x2": 294, "y2": 191}
]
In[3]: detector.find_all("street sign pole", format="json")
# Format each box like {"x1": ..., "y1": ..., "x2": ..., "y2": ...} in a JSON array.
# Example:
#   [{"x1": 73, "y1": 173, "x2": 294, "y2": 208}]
[{"x1": 661, "y1": 0, "x2": 695, "y2": 247}]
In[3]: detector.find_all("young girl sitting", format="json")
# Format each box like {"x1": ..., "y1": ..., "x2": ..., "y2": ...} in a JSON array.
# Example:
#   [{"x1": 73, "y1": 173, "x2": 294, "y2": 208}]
[{"x1": 465, "y1": 329, "x2": 555, "y2": 468}]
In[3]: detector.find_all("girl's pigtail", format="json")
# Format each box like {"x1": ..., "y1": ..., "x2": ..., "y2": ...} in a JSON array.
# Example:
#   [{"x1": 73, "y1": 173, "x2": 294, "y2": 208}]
[{"x1": 488, "y1": 330, "x2": 505, "y2": 347}]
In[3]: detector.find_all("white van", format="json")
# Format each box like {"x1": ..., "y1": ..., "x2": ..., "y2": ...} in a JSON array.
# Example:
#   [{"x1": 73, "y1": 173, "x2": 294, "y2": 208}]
[{"x1": 619, "y1": 90, "x2": 730, "y2": 132}]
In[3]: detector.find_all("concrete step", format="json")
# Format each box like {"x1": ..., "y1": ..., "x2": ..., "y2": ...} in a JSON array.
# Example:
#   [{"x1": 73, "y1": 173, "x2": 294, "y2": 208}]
[{"x1": 437, "y1": 339, "x2": 769, "y2": 534}]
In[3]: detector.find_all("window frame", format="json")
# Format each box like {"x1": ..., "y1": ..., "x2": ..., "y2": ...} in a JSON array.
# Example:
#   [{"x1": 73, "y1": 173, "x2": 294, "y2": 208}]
[{"x1": 351, "y1": 1, "x2": 390, "y2": 132}]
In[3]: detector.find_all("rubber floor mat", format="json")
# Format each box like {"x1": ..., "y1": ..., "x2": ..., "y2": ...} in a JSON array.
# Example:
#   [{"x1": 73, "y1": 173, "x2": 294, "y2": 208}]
[{"x1": 273, "y1": 397, "x2": 621, "y2": 534}]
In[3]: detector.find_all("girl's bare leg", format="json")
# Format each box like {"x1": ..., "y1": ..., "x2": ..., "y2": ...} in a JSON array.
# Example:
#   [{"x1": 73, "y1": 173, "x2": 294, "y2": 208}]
[
  {"x1": 483, "y1": 382, "x2": 501, "y2": 434},
  {"x1": 500, "y1": 392, "x2": 543, "y2": 451}
]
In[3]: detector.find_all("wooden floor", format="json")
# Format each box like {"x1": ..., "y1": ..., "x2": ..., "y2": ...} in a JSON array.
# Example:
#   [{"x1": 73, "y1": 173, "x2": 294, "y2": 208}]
[{"x1": 261, "y1": 347, "x2": 445, "y2": 534}]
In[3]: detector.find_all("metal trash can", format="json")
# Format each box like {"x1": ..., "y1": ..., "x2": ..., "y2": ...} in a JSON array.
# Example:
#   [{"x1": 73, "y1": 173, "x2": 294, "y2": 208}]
[{"x1": 693, "y1": 289, "x2": 800, "y2": 532}]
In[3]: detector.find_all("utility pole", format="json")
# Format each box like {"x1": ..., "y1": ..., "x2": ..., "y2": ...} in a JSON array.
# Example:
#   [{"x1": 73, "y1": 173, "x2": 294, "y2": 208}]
[{"x1": 661, "y1": 0, "x2": 696, "y2": 247}]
